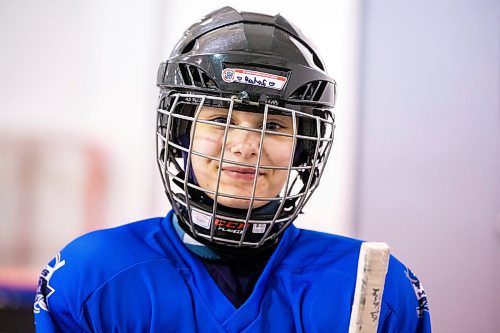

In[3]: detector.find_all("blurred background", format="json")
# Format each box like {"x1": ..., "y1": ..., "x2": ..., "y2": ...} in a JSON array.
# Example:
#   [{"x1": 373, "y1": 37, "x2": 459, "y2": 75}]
[{"x1": 0, "y1": 0, "x2": 498, "y2": 332}]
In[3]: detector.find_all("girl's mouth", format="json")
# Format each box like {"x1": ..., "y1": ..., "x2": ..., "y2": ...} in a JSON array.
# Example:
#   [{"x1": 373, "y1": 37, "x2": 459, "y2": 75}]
[{"x1": 221, "y1": 166, "x2": 266, "y2": 180}]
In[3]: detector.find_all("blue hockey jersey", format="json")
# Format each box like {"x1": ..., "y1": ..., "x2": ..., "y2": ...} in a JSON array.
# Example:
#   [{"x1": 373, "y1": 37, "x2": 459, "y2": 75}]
[{"x1": 34, "y1": 210, "x2": 431, "y2": 332}]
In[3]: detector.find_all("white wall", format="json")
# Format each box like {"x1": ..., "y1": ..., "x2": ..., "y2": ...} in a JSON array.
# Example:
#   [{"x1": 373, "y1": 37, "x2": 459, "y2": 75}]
[
  {"x1": 358, "y1": 0, "x2": 500, "y2": 331},
  {"x1": 0, "y1": 0, "x2": 166, "y2": 276}
]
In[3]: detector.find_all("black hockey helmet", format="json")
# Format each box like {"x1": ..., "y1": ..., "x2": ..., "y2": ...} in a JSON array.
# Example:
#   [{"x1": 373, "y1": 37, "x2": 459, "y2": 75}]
[{"x1": 156, "y1": 6, "x2": 336, "y2": 250}]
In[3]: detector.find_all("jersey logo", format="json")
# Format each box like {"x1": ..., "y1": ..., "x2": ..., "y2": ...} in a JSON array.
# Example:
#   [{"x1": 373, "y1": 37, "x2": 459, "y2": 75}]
[
  {"x1": 405, "y1": 267, "x2": 430, "y2": 318},
  {"x1": 33, "y1": 253, "x2": 66, "y2": 313}
]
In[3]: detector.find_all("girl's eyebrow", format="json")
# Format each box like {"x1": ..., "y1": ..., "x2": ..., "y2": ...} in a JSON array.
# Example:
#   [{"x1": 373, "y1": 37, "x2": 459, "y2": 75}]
[
  {"x1": 267, "y1": 114, "x2": 291, "y2": 118},
  {"x1": 199, "y1": 108, "x2": 228, "y2": 117},
  {"x1": 198, "y1": 109, "x2": 292, "y2": 124},
  {"x1": 267, "y1": 115, "x2": 293, "y2": 122}
]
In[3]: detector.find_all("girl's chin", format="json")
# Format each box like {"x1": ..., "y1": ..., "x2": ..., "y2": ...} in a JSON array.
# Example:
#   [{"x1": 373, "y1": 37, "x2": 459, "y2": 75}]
[{"x1": 210, "y1": 196, "x2": 270, "y2": 210}]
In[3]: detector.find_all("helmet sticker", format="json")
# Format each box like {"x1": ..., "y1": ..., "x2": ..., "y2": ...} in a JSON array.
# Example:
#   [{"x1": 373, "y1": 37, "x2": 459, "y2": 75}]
[
  {"x1": 221, "y1": 68, "x2": 287, "y2": 90},
  {"x1": 252, "y1": 223, "x2": 266, "y2": 234},
  {"x1": 191, "y1": 209, "x2": 212, "y2": 229}
]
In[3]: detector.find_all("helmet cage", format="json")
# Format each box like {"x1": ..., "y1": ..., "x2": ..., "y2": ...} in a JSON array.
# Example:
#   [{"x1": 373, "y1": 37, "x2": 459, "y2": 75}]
[{"x1": 156, "y1": 92, "x2": 335, "y2": 248}]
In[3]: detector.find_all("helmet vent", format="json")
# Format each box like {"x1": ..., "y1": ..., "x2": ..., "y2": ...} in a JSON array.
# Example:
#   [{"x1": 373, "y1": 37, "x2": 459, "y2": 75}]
[
  {"x1": 312, "y1": 53, "x2": 325, "y2": 71},
  {"x1": 181, "y1": 40, "x2": 196, "y2": 54},
  {"x1": 290, "y1": 80, "x2": 326, "y2": 101},
  {"x1": 179, "y1": 63, "x2": 219, "y2": 89}
]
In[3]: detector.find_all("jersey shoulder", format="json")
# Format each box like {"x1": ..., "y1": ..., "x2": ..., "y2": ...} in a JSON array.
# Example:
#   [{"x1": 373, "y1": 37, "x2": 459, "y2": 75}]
[
  {"x1": 283, "y1": 227, "x2": 362, "y2": 274},
  {"x1": 282, "y1": 227, "x2": 431, "y2": 332},
  {"x1": 34, "y1": 217, "x2": 170, "y2": 327},
  {"x1": 60, "y1": 217, "x2": 167, "y2": 277},
  {"x1": 381, "y1": 254, "x2": 432, "y2": 332}
]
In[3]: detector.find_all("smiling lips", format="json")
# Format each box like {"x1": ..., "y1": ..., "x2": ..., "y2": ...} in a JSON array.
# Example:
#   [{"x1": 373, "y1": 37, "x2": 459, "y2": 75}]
[{"x1": 221, "y1": 166, "x2": 266, "y2": 181}]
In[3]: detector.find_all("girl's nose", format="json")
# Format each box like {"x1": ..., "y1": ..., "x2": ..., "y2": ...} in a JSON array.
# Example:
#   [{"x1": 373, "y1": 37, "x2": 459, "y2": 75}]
[{"x1": 229, "y1": 129, "x2": 261, "y2": 160}]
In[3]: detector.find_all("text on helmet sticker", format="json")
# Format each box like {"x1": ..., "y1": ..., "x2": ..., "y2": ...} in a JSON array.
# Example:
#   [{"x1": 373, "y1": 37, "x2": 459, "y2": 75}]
[{"x1": 222, "y1": 68, "x2": 287, "y2": 90}]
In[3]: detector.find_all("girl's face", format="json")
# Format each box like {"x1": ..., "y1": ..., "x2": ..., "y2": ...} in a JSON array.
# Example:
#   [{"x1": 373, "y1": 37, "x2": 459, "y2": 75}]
[{"x1": 190, "y1": 107, "x2": 294, "y2": 209}]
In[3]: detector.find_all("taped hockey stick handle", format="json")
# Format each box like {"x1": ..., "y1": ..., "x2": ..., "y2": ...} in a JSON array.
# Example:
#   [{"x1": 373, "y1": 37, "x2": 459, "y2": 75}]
[{"x1": 348, "y1": 242, "x2": 390, "y2": 333}]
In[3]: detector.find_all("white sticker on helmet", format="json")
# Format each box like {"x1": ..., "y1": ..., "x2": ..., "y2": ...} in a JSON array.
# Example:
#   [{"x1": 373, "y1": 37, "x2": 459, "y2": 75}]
[
  {"x1": 252, "y1": 223, "x2": 267, "y2": 234},
  {"x1": 191, "y1": 209, "x2": 212, "y2": 229},
  {"x1": 222, "y1": 68, "x2": 287, "y2": 90}
]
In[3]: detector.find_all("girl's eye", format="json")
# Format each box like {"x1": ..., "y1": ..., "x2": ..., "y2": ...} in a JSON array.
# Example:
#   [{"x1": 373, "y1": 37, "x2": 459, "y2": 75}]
[
  {"x1": 265, "y1": 122, "x2": 285, "y2": 131},
  {"x1": 210, "y1": 116, "x2": 228, "y2": 124}
]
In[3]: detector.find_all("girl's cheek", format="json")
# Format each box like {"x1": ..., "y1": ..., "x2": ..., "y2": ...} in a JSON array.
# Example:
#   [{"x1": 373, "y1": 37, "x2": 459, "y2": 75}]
[
  {"x1": 263, "y1": 136, "x2": 294, "y2": 167},
  {"x1": 192, "y1": 131, "x2": 223, "y2": 157}
]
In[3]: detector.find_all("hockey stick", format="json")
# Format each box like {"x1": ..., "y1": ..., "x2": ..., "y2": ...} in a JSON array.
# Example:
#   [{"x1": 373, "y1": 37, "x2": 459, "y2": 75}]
[{"x1": 348, "y1": 242, "x2": 390, "y2": 333}]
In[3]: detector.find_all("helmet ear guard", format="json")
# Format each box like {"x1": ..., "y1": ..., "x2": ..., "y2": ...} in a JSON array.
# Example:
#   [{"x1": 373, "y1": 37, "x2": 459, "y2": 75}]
[{"x1": 156, "y1": 7, "x2": 336, "y2": 249}]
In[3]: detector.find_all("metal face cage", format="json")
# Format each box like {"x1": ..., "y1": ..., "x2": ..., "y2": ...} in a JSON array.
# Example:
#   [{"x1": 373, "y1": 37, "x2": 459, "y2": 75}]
[{"x1": 156, "y1": 93, "x2": 335, "y2": 248}]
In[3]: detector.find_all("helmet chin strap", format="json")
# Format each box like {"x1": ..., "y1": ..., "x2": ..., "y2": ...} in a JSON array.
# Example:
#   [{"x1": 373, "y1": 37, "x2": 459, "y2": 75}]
[
  {"x1": 174, "y1": 199, "x2": 282, "y2": 260},
  {"x1": 174, "y1": 205, "x2": 280, "y2": 262},
  {"x1": 173, "y1": 212, "x2": 280, "y2": 262}
]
